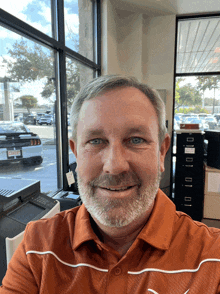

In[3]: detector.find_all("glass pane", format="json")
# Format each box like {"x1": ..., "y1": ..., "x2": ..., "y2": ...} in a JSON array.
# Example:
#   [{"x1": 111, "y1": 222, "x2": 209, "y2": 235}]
[
  {"x1": 174, "y1": 76, "x2": 220, "y2": 131},
  {"x1": 0, "y1": 26, "x2": 58, "y2": 193},
  {"x1": 64, "y1": 0, "x2": 94, "y2": 61},
  {"x1": 177, "y1": 17, "x2": 220, "y2": 73},
  {"x1": 0, "y1": 0, "x2": 52, "y2": 37},
  {"x1": 66, "y1": 57, "x2": 94, "y2": 185}
]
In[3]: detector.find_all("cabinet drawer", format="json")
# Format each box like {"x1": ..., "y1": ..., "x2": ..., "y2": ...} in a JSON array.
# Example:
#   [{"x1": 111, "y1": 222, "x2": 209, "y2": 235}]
[
  {"x1": 175, "y1": 175, "x2": 204, "y2": 187},
  {"x1": 177, "y1": 133, "x2": 204, "y2": 145},
  {"x1": 175, "y1": 161, "x2": 204, "y2": 176},
  {"x1": 176, "y1": 154, "x2": 203, "y2": 164},
  {"x1": 176, "y1": 144, "x2": 204, "y2": 156}
]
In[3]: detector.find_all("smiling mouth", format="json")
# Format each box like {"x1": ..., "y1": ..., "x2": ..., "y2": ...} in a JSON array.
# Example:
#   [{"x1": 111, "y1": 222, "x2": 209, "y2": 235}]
[{"x1": 100, "y1": 186, "x2": 136, "y2": 191}]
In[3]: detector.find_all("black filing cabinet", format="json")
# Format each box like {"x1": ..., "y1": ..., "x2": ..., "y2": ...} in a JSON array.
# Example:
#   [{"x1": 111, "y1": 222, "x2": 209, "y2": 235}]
[{"x1": 175, "y1": 130, "x2": 204, "y2": 221}]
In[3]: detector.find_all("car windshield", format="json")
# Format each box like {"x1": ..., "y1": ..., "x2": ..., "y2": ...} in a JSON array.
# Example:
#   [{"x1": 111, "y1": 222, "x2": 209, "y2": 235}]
[
  {"x1": 206, "y1": 117, "x2": 215, "y2": 121},
  {"x1": 0, "y1": 122, "x2": 28, "y2": 133}
]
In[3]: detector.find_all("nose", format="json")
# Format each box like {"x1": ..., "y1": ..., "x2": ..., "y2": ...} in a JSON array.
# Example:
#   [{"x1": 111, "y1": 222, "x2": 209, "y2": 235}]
[{"x1": 102, "y1": 142, "x2": 130, "y2": 175}]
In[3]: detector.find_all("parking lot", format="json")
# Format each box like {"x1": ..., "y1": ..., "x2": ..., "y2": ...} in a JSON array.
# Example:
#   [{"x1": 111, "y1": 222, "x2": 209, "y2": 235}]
[{"x1": 0, "y1": 125, "x2": 76, "y2": 194}]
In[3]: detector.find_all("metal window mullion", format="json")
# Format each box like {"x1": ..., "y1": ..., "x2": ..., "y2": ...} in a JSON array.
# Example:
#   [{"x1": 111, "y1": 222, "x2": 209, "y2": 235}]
[
  {"x1": 57, "y1": 0, "x2": 69, "y2": 190},
  {"x1": 94, "y1": 0, "x2": 101, "y2": 77},
  {"x1": 65, "y1": 47, "x2": 101, "y2": 70},
  {"x1": 0, "y1": 8, "x2": 62, "y2": 51}
]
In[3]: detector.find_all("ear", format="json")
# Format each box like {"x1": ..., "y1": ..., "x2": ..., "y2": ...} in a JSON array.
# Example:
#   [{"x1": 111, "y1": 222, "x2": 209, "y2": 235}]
[
  {"x1": 159, "y1": 133, "x2": 171, "y2": 173},
  {"x1": 69, "y1": 138, "x2": 77, "y2": 158}
]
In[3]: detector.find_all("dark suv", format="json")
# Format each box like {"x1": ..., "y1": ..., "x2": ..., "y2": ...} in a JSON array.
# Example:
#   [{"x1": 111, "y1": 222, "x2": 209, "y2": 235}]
[{"x1": 24, "y1": 114, "x2": 37, "y2": 125}]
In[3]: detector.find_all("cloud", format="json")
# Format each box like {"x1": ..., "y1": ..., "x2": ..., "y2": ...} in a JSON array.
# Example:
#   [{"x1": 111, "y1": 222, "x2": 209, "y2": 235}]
[
  {"x1": 1, "y1": 0, "x2": 51, "y2": 35},
  {"x1": 64, "y1": 7, "x2": 79, "y2": 36},
  {"x1": 38, "y1": 1, "x2": 52, "y2": 23},
  {"x1": 0, "y1": 27, "x2": 21, "y2": 41},
  {"x1": 1, "y1": 0, "x2": 33, "y2": 23}
]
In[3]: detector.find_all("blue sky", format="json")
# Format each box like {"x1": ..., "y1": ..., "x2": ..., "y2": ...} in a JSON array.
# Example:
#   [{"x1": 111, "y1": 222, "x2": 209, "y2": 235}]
[
  {"x1": 0, "y1": 0, "x2": 79, "y2": 103},
  {"x1": 0, "y1": 0, "x2": 79, "y2": 56}
]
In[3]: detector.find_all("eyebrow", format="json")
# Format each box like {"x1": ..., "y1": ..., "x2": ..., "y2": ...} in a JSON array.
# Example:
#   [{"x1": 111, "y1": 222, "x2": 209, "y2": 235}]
[{"x1": 84, "y1": 126, "x2": 150, "y2": 138}]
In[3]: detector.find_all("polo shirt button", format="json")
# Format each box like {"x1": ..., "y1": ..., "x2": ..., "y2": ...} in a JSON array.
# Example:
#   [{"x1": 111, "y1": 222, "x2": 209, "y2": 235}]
[{"x1": 114, "y1": 267, "x2": 122, "y2": 276}]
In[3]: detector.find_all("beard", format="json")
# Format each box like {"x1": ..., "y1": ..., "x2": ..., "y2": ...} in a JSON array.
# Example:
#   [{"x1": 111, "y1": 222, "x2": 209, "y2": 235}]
[{"x1": 77, "y1": 165, "x2": 161, "y2": 228}]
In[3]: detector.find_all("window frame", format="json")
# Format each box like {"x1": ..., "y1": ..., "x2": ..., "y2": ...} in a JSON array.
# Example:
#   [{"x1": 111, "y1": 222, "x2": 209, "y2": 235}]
[
  {"x1": 0, "y1": 0, "x2": 101, "y2": 191},
  {"x1": 171, "y1": 13, "x2": 220, "y2": 198}
]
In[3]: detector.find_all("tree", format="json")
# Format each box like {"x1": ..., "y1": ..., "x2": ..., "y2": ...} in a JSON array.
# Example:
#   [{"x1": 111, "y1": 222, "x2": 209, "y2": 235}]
[
  {"x1": 16, "y1": 95, "x2": 38, "y2": 113},
  {"x1": 196, "y1": 76, "x2": 220, "y2": 114},
  {"x1": 175, "y1": 83, "x2": 202, "y2": 111},
  {"x1": 196, "y1": 77, "x2": 208, "y2": 108},
  {"x1": 3, "y1": 39, "x2": 80, "y2": 106}
]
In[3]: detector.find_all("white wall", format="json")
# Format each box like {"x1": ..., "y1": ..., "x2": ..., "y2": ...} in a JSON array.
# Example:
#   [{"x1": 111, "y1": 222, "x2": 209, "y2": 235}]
[{"x1": 102, "y1": 0, "x2": 176, "y2": 195}]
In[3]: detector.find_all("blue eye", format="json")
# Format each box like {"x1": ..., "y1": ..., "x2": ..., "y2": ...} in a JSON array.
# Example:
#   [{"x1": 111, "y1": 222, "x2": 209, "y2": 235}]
[
  {"x1": 89, "y1": 138, "x2": 103, "y2": 145},
  {"x1": 130, "y1": 137, "x2": 144, "y2": 144}
]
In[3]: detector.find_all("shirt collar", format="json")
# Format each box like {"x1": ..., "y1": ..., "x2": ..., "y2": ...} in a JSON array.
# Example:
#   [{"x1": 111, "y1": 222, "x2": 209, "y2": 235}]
[
  {"x1": 72, "y1": 204, "x2": 100, "y2": 251},
  {"x1": 137, "y1": 189, "x2": 176, "y2": 250},
  {"x1": 72, "y1": 189, "x2": 176, "y2": 251}
]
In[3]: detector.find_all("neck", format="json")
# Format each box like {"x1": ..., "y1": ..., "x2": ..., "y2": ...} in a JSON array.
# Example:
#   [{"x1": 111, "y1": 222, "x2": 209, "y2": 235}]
[{"x1": 91, "y1": 202, "x2": 154, "y2": 257}]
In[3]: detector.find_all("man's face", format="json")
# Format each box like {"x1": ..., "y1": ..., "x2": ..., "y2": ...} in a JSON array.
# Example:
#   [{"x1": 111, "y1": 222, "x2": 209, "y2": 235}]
[{"x1": 70, "y1": 87, "x2": 170, "y2": 228}]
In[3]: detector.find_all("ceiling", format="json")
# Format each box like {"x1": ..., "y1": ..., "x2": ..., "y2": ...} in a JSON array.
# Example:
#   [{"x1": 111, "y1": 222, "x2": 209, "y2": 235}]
[
  {"x1": 176, "y1": 17, "x2": 220, "y2": 74},
  {"x1": 113, "y1": 0, "x2": 220, "y2": 74},
  {"x1": 113, "y1": 0, "x2": 220, "y2": 17}
]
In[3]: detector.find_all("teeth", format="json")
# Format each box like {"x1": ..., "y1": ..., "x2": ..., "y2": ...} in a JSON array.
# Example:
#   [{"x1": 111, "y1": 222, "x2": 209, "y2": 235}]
[{"x1": 105, "y1": 186, "x2": 131, "y2": 191}]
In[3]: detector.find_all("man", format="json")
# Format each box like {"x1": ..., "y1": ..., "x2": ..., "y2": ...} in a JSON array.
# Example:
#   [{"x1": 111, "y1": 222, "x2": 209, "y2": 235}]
[{"x1": 1, "y1": 75, "x2": 220, "y2": 293}]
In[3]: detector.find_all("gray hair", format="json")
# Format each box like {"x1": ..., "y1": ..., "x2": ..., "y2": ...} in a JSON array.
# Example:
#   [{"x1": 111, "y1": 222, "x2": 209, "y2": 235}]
[{"x1": 70, "y1": 75, "x2": 167, "y2": 145}]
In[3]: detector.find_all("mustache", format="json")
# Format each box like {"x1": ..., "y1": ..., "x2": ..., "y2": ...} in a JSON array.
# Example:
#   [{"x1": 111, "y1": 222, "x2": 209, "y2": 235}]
[{"x1": 89, "y1": 171, "x2": 141, "y2": 187}]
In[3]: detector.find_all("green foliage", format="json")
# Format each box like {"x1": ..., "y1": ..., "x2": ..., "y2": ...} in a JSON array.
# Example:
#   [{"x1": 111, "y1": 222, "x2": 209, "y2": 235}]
[
  {"x1": 16, "y1": 95, "x2": 38, "y2": 113},
  {"x1": 176, "y1": 107, "x2": 209, "y2": 114},
  {"x1": 196, "y1": 76, "x2": 220, "y2": 113},
  {"x1": 5, "y1": 40, "x2": 53, "y2": 82},
  {"x1": 175, "y1": 82, "x2": 202, "y2": 110},
  {"x1": 4, "y1": 39, "x2": 80, "y2": 105},
  {"x1": 197, "y1": 76, "x2": 220, "y2": 92}
]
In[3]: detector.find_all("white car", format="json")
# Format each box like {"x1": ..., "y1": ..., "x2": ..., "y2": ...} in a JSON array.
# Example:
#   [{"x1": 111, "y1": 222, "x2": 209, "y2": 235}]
[
  {"x1": 0, "y1": 121, "x2": 43, "y2": 166},
  {"x1": 38, "y1": 114, "x2": 53, "y2": 125}
]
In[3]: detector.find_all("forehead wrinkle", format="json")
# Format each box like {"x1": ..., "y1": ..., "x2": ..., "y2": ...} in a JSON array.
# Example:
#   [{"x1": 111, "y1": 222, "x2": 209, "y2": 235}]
[{"x1": 82, "y1": 124, "x2": 155, "y2": 140}]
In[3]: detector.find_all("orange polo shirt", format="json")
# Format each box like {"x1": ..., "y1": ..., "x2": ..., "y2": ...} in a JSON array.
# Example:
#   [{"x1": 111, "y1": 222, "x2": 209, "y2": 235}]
[{"x1": 1, "y1": 189, "x2": 220, "y2": 293}]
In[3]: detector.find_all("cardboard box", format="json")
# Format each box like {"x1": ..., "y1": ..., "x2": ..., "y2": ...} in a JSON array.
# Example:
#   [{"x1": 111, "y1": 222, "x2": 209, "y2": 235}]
[
  {"x1": 204, "y1": 194, "x2": 220, "y2": 219},
  {"x1": 203, "y1": 165, "x2": 220, "y2": 219},
  {"x1": 204, "y1": 165, "x2": 220, "y2": 196},
  {"x1": 180, "y1": 123, "x2": 199, "y2": 129}
]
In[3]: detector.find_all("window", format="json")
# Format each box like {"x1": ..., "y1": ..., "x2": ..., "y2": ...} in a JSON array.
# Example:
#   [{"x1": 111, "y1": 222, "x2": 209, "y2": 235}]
[
  {"x1": 0, "y1": 0, "x2": 101, "y2": 194},
  {"x1": 172, "y1": 15, "x2": 220, "y2": 199}
]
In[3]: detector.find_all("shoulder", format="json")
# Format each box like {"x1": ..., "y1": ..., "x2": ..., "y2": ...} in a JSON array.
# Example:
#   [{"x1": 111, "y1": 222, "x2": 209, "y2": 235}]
[
  {"x1": 24, "y1": 206, "x2": 81, "y2": 252},
  {"x1": 173, "y1": 210, "x2": 220, "y2": 256}
]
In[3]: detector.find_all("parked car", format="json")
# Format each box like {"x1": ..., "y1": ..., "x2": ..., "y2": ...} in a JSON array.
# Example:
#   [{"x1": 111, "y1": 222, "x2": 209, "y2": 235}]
[
  {"x1": 0, "y1": 121, "x2": 43, "y2": 166},
  {"x1": 214, "y1": 113, "x2": 220, "y2": 123},
  {"x1": 24, "y1": 114, "x2": 37, "y2": 125},
  {"x1": 14, "y1": 114, "x2": 24, "y2": 122},
  {"x1": 198, "y1": 113, "x2": 209, "y2": 120},
  {"x1": 38, "y1": 114, "x2": 53, "y2": 125},
  {"x1": 181, "y1": 114, "x2": 192, "y2": 123},
  {"x1": 184, "y1": 118, "x2": 209, "y2": 131},
  {"x1": 36, "y1": 113, "x2": 45, "y2": 124},
  {"x1": 204, "y1": 116, "x2": 218, "y2": 129}
]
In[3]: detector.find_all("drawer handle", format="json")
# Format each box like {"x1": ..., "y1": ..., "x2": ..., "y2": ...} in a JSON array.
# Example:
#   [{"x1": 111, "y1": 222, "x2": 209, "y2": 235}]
[
  {"x1": 185, "y1": 185, "x2": 193, "y2": 187},
  {"x1": 184, "y1": 197, "x2": 192, "y2": 201},
  {"x1": 186, "y1": 157, "x2": 193, "y2": 162},
  {"x1": 185, "y1": 177, "x2": 192, "y2": 182},
  {"x1": 187, "y1": 137, "x2": 194, "y2": 142},
  {"x1": 185, "y1": 165, "x2": 193, "y2": 168},
  {"x1": 184, "y1": 204, "x2": 192, "y2": 207}
]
